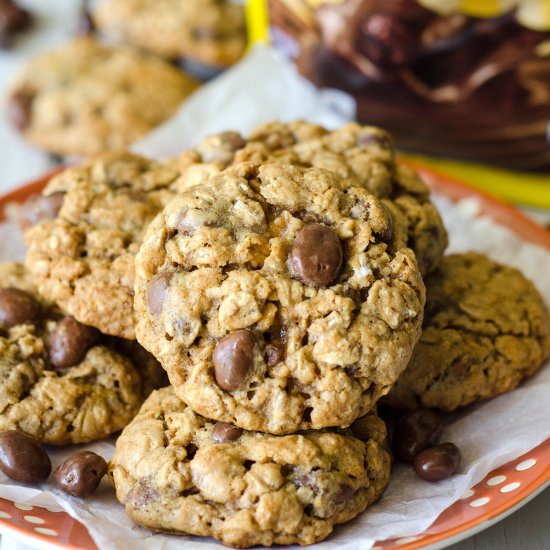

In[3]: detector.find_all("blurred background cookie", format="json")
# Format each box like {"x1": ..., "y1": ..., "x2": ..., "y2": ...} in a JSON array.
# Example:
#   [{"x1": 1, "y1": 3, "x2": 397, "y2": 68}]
[
  {"x1": 6, "y1": 36, "x2": 198, "y2": 157},
  {"x1": 93, "y1": 0, "x2": 247, "y2": 74}
]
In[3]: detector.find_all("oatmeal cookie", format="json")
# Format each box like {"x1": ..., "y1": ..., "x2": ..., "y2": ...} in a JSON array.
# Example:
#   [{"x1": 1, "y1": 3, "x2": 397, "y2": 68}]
[
  {"x1": 178, "y1": 121, "x2": 448, "y2": 276},
  {"x1": 135, "y1": 162, "x2": 425, "y2": 434},
  {"x1": 6, "y1": 37, "x2": 198, "y2": 157},
  {"x1": 23, "y1": 152, "x2": 180, "y2": 339},
  {"x1": 385, "y1": 253, "x2": 550, "y2": 411},
  {"x1": 109, "y1": 386, "x2": 391, "y2": 548},
  {"x1": 93, "y1": 0, "x2": 246, "y2": 68},
  {"x1": 0, "y1": 262, "x2": 164, "y2": 445}
]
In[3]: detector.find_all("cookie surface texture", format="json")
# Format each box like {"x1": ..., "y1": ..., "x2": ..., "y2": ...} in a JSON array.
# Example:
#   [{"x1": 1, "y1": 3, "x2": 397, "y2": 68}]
[
  {"x1": 0, "y1": 262, "x2": 162, "y2": 445},
  {"x1": 385, "y1": 253, "x2": 550, "y2": 411},
  {"x1": 178, "y1": 121, "x2": 448, "y2": 276},
  {"x1": 135, "y1": 162, "x2": 425, "y2": 433},
  {"x1": 109, "y1": 387, "x2": 391, "y2": 548},
  {"x1": 24, "y1": 152, "x2": 181, "y2": 339}
]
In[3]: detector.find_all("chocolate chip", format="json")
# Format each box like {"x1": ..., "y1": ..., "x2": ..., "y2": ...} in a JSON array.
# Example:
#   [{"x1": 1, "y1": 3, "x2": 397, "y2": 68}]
[
  {"x1": 0, "y1": 431, "x2": 51, "y2": 484},
  {"x1": 333, "y1": 483, "x2": 355, "y2": 505},
  {"x1": 216, "y1": 131, "x2": 246, "y2": 152},
  {"x1": 265, "y1": 324, "x2": 287, "y2": 369},
  {"x1": 197, "y1": 131, "x2": 246, "y2": 163},
  {"x1": 392, "y1": 409, "x2": 443, "y2": 463},
  {"x1": 174, "y1": 214, "x2": 194, "y2": 236},
  {"x1": 413, "y1": 442, "x2": 461, "y2": 482},
  {"x1": 265, "y1": 343, "x2": 285, "y2": 366},
  {"x1": 290, "y1": 224, "x2": 343, "y2": 287},
  {"x1": 0, "y1": 288, "x2": 40, "y2": 329},
  {"x1": 379, "y1": 203, "x2": 394, "y2": 242},
  {"x1": 0, "y1": 0, "x2": 32, "y2": 48},
  {"x1": 212, "y1": 422, "x2": 243, "y2": 443},
  {"x1": 343, "y1": 287, "x2": 362, "y2": 309},
  {"x1": 146, "y1": 272, "x2": 174, "y2": 316},
  {"x1": 19, "y1": 192, "x2": 65, "y2": 230},
  {"x1": 295, "y1": 472, "x2": 319, "y2": 493},
  {"x1": 55, "y1": 451, "x2": 107, "y2": 497},
  {"x1": 48, "y1": 316, "x2": 100, "y2": 369},
  {"x1": 262, "y1": 203, "x2": 282, "y2": 224},
  {"x1": 213, "y1": 330, "x2": 255, "y2": 391},
  {"x1": 7, "y1": 89, "x2": 34, "y2": 130},
  {"x1": 356, "y1": 129, "x2": 394, "y2": 150}
]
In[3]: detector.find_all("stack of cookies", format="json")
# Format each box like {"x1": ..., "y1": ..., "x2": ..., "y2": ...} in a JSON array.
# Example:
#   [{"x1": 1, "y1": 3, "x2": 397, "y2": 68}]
[{"x1": 3, "y1": 121, "x2": 549, "y2": 548}]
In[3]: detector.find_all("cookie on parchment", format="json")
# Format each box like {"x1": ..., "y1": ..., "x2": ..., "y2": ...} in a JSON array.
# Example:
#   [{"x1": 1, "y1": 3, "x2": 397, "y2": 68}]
[
  {"x1": 0, "y1": 262, "x2": 164, "y2": 445},
  {"x1": 109, "y1": 386, "x2": 391, "y2": 548},
  {"x1": 135, "y1": 162, "x2": 425, "y2": 434},
  {"x1": 23, "y1": 152, "x2": 180, "y2": 339},
  {"x1": 7, "y1": 37, "x2": 198, "y2": 157},
  {"x1": 93, "y1": 0, "x2": 246, "y2": 68},
  {"x1": 385, "y1": 253, "x2": 550, "y2": 411},
  {"x1": 178, "y1": 121, "x2": 448, "y2": 276}
]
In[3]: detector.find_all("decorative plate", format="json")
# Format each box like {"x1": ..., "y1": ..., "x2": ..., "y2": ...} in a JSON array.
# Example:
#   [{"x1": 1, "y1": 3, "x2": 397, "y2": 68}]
[{"x1": 0, "y1": 164, "x2": 549, "y2": 550}]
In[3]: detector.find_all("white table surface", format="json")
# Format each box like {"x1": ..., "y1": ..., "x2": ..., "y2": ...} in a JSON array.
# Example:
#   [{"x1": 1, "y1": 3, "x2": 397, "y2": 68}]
[{"x1": 1, "y1": 1, "x2": 549, "y2": 549}]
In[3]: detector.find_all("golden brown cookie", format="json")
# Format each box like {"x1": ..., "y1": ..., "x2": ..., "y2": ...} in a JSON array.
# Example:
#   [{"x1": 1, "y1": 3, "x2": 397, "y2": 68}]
[
  {"x1": 385, "y1": 253, "x2": 550, "y2": 411},
  {"x1": 135, "y1": 162, "x2": 425, "y2": 434},
  {"x1": 0, "y1": 262, "x2": 165, "y2": 445},
  {"x1": 178, "y1": 121, "x2": 448, "y2": 276},
  {"x1": 23, "y1": 152, "x2": 181, "y2": 339},
  {"x1": 109, "y1": 387, "x2": 391, "y2": 548},
  {"x1": 93, "y1": 0, "x2": 246, "y2": 68},
  {"x1": 6, "y1": 37, "x2": 198, "y2": 156}
]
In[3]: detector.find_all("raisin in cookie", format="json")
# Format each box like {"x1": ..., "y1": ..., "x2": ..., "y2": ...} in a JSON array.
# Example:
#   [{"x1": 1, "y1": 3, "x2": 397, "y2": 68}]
[
  {"x1": 93, "y1": 0, "x2": 246, "y2": 68},
  {"x1": 6, "y1": 37, "x2": 198, "y2": 157},
  {"x1": 23, "y1": 152, "x2": 181, "y2": 340},
  {"x1": 109, "y1": 386, "x2": 391, "y2": 548},
  {"x1": 385, "y1": 253, "x2": 550, "y2": 412},
  {"x1": 135, "y1": 162, "x2": 425, "y2": 434},
  {"x1": 178, "y1": 121, "x2": 448, "y2": 276},
  {"x1": 0, "y1": 262, "x2": 164, "y2": 445}
]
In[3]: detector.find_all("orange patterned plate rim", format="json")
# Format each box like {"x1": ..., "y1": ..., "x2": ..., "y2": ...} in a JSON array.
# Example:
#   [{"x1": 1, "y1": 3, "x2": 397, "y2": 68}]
[{"x1": 0, "y1": 164, "x2": 549, "y2": 550}]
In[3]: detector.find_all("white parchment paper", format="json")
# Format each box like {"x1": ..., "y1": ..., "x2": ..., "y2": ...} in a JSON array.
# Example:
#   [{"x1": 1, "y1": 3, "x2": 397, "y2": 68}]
[
  {"x1": 0, "y1": 46, "x2": 549, "y2": 550},
  {"x1": 131, "y1": 46, "x2": 356, "y2": 158}
]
